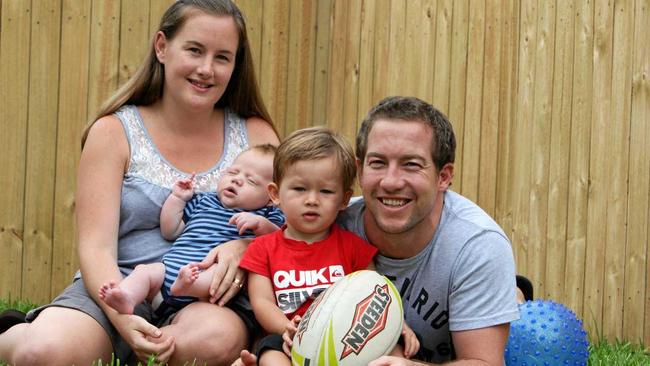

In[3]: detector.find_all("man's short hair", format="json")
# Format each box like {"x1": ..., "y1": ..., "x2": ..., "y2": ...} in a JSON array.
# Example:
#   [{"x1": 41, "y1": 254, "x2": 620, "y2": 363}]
[
  {"x1": 274, "y1": 126, "x2": 356, "y2": 192},
  {"x1": 356, "y1": 96, "x2": 456, "y2": 171}
]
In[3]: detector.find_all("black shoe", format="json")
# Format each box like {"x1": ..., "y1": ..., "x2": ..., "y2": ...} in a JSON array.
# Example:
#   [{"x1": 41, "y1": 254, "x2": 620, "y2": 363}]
[
  {"x1": 0, "y1": 309, "x2": 27, "y2": 334},
  {"x1": 516, "y1": 275, "x2": 534, "y2": 301}
]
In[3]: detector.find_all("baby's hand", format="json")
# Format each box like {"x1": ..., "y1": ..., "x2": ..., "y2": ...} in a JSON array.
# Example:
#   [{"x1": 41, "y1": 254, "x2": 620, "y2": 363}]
[
  {"x1": 172, "y1": 173, "x2": 195, "y2": 201},
  {"x1": 282, "y1": 315, "x2": 302, "y2": 356},
  {"x1": 229, "y1": 212, "x2": 263, "y2": 235}
]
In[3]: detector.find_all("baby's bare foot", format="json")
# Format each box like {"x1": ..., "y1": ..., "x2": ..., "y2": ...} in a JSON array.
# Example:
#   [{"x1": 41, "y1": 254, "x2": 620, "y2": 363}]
[
  {"x1": 170, "y1": 264, "x2": 200, "y2": 296},
  {"x1": 99, "y1": 281, "x2": 136, "y2": 314}
]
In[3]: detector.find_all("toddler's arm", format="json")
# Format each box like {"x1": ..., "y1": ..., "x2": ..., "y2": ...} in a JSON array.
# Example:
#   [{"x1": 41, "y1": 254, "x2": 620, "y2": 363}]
[
  {"x1": 229, "y1": 212, "x2": 280, "y2": 236},
  {"x1": 160, "y1": 174, "x2": 194, "y2": 240},
  {"x1": 248, "y1": 272, "x2": 292, "y2": 335}
]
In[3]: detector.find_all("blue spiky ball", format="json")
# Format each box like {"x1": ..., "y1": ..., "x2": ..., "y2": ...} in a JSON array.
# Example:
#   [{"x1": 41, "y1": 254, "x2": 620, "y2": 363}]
[{"x1": 505, "y1": 299, "x2": 589, "y2": 366}]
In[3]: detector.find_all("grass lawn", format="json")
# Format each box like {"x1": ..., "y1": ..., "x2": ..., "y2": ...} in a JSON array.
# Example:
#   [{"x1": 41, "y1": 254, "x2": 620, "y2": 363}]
[{"x1": 1, "y1": 299, "x2": 649, "y2": 365}]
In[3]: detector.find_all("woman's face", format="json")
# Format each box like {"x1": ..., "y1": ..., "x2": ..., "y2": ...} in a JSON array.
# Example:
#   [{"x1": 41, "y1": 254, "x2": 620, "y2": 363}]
[{"x1": 155, "y1": 12, "x2": 239, "y2": 110}]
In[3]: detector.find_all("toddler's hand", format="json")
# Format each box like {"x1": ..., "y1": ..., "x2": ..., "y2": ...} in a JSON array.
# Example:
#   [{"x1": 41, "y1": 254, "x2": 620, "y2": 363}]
[{"x1": 282, "y1": 315, "x2": 302, "y2": 356}]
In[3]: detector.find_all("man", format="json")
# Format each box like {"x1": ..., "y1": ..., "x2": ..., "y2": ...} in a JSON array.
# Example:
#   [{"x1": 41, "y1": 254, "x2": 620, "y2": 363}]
[
  {"x1": 338, "y1": 96, "x2": 519, "y2": 365},
  {"x1": 237, "y1": 96, "x2": 519, "y2": 366}
]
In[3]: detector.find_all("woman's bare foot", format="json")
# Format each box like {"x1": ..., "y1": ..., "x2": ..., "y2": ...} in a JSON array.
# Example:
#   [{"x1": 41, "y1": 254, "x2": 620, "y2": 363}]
[
  {"x1": 170, "y1": 263, "x2": 200, "y2": 296},
  {"x1": 98, "y1": 281, "x2": 137, "y2": 314}
]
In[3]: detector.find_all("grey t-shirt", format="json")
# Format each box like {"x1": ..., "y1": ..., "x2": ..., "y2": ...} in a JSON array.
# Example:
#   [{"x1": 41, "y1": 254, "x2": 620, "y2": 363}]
[{"x1": 337, "y1": 190, "x2": 519, "y2": 363}]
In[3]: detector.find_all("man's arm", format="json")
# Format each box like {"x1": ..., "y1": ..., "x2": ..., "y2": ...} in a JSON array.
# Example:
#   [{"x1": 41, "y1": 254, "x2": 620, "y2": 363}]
[
  {"x1": 368, "y1": 323, "x2": 510, "y2": 366},
  {"x1": 449, "y1": 323, "x2": 509, "y2": 365}
]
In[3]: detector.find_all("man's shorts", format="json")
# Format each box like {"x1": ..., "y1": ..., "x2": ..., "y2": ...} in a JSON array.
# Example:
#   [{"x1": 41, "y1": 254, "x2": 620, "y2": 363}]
[{"x1": 255, "y1": 333, "x2": 285, "y2": 360}]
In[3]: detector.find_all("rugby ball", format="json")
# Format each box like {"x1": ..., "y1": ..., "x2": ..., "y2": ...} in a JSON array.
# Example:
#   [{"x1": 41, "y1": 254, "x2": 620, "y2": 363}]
[{"x1": 291, "y1": 270, "x2": 403, "y2": 366}]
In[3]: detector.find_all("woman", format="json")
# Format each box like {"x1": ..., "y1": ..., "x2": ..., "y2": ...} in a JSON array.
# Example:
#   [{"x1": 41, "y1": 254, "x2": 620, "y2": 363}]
[{"x1": 0, "y1": 1, "x2": 278, "y2": 364}]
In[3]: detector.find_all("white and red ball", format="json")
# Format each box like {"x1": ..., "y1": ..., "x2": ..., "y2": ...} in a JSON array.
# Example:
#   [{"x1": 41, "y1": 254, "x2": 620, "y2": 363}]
[{"x1": 291, "y1": 270, "x2": 403, "y2": 366}]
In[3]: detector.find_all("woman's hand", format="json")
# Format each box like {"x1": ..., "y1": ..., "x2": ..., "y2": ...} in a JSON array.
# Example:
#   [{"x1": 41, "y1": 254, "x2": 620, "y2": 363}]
[
  {"x1": 112, "y1": 313, "x2": 175, "y2": 363},
  {"x1": 196, "y1": 239, "x2": 249, "y2": 305}
]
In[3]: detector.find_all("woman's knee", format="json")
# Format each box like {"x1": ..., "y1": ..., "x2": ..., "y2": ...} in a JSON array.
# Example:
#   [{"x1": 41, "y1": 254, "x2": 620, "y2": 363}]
[
  {"x1": 11, "y1": 335, "x2": 66, "y2": 366},
  {"x1": 8, "y1": 308, "x2": 112, "y2": 365},
  {"x1": 167, "y1": 303, "x2": 248, "y2": 364}
]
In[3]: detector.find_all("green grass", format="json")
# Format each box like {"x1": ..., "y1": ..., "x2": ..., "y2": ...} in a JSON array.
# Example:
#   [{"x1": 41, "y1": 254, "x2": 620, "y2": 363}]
[
  {"x1": 588, "y1": 337, "x2": 650, "y2": 365},
  {"x1": 2, "y1": 300, "x2": 649, "y2": 365},
  {"x1": 0, "y1": 298, "x2": 40, "y2": 315}
]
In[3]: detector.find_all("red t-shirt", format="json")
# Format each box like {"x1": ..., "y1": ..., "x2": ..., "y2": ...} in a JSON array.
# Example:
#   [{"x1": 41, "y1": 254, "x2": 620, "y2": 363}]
[{"x1": 240, "y1": 224, "x2": 377, "y2": 319}]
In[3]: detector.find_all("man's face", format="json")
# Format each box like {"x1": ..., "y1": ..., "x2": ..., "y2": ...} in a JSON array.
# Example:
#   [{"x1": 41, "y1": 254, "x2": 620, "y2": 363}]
[{"x1": 359, "y1": 119, "x2": 446, "y2": 236}]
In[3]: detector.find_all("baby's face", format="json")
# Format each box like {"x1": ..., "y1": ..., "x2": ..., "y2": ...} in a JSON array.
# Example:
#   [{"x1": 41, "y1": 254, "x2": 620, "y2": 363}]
[{"x1": 218, "y1": 149, "x2": 274, "y2": 210}]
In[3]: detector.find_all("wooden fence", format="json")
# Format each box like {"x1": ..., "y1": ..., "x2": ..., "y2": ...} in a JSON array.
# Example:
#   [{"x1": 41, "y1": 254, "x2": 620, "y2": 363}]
[{"x1": 1, "y1": 0, "x2": 648, "y2": 344}]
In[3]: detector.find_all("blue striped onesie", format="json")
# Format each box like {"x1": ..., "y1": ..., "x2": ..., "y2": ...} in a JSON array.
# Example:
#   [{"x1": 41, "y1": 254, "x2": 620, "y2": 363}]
[{"x1": 161, "y1": 193, "x2": 284, "y2": 308}]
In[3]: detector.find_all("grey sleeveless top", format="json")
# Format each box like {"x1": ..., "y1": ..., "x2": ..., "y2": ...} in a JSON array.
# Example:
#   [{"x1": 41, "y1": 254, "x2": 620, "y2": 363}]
[{"x1": 111, "y1": 105, "x2": 249, "y2": 276}]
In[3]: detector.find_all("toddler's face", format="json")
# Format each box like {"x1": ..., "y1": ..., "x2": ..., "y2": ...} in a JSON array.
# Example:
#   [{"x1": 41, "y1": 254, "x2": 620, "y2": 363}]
[
  {"x1": 269, "y1": 155, "x2": 352, "y2": 243},
  {"x1": 218, "y1": 150, "x2": 273, "y2": 210}
]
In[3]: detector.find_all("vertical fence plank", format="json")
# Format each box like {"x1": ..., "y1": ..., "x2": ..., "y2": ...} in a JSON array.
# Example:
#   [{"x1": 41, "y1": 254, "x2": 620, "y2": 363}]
[
  {"x1": 603, "y1": 0, "x2": 633, "y2": 340},
  {"x1": 87, "y1": 0, "x2": 121, "y2": 120},
  {"x1": 403, "y1": 0, "x2": 430, "y2": 99},
  {"x1": 340, "y1": 0, "x2": 362, "y2": 139},
  {"x1": 432, "y1": 0, "x2": 452, "y2": 112},
  {"x1": 511, "y1": 0, "x2": 536, "y2": 278},
  {"x1": 356, "y1": 0, "x2": 377, "y2": 126},
  {"x1": 118, "y1": 0, "x2": 150, "y2": 86},
  {"x1": 236, "y1": 0, "x2": 263, "y2": 79},
  {"x1": 402, "y1": 0, "x2": 422, "y2": 98},
  {"x1": 565, "y1": 0, "x2": 593, "y2": 319},
  {"x1": 311, "y1": 0, "x2": 332, "y2": 126},
  {"x1": 418, "y1": 0, "x2": 436, "y2": 102},
  {"x1": 460, "y1": 0, "x2": 485, "y2": 203},
  {"x1": 545, "y1": 0, "x2": 574, "y2": 303},
  {"x1": 284, "y1": 0, "x2": 316, "y2": 134},
  {"x1": 149, "y1": 1, "x2": 173, "y2": 42},
  {"x1": 385, "y1": 0, "x2": 406, "y2": 97},
  {"x1": 325, "y1": 0, "x2": 349, "y2": 133},
  {"x1": 565, "y1": 1, "x2": 594, "y2": 317},
  {"x1": 22, "y1": 0, "x2": 61, "y2": 303},
  {"x1": 259, "y1": 0, "x2": 289, "y2": 132},
  {"x1": 494, "y1": 0, "x2": 519, "y2": 242},
  {"x1": 584, "y1": 0, "x2": 614, "y2": 336},
  {"x1": 528, "y1": 0, "x2": 555, "y2": 299},
  {"x1": 478, "y1": 0, "x2": 502, "y2": 217},
  {"x1": 630, "y1": 0, "x2": 650, "y2": 346},
  {"x1": 371, "y1": 0, "x2": 390, "y2": 102},
  {"x1": 51, "y1": 0, "x2": 92, "y2": 297},
  {"x1": 565, "y1": 1, "x2": 594, "y2": 323},
  {"x1": 0, "y1": 0, "x2": 31, "y2": 300},
  {"x1": 448, "y1": 0, "x2": 468, "y2": 191}
]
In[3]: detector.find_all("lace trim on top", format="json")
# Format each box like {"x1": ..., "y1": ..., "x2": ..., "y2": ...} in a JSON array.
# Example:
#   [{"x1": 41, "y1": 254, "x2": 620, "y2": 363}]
[{"x1": 115, "y1": 105, "x2": 249, "y2": 193}]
